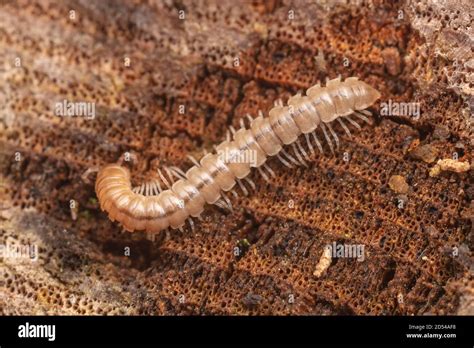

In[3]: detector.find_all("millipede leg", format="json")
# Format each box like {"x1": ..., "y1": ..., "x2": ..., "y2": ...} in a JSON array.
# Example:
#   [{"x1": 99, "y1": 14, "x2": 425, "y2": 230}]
[
  {"x1": 166, "y1": 168, "x2": 180, "y2": 181},
  {"x1": 305, "y1": 133, "x2": 315, "y2": 155},
  {"x1": 236, "y1": 179, "x2": 249, "y2": 196},
  {"x1": 292, "y1": 143, "x2": 308, "y2": 167},
  {"x1": 244, "y1": 177, "x2": 256, "y2": 191},
  {"x1": 187, "y1": 217, "x2": 195, "y2": 232},
  {"x1": 345, "y1": 115, "x2": 361, "y2": 129},
  {"x1": 145, "y1": 182, "x2": 150, "y2": 196},
  {"x1": 229, "y1": 125, "x2": 236, "y2": 135},
  {"x1": 281, "y1": 148, "x2": 301, "y2": 166},
  {"x1": 321, "y1": 123, "x2": 335, "y2": 154},
  {"x1": 355, "y1": 111, "x2": 372, "y2": 124},
  {"x1": 154, "y1": 180, "x2": 163, "y2": 194},
  {"x1": 172, "y1": 166, "x2": 187, "y2": 178},
  {"x1": 81, "y1": 166, "x2": 99, "y2": 183},
  {"x1": 230, "y1": 189, "x2": 239, "y2": 198},
  {"x1": 221, "y1": 191, "x2": 234, "y2": 212},
  {"x1": 257, "y1": 167, "x2": 270, "y2": 182},
  {"x1": 148, "y1": 182, "x2": 153, "y2": 196},
  {"x1": 297, "y1": 139, "x2": 311, "y2": 161},
  {"x1": 311, "y1": 132, "x2": 324, "y2": 154},
  {"x1": 277, "y1": 153, "x2": 293, "y2": 168},
  {"x1": 187, "y1": 154, "x2": 200, "y2": 167},
  {"x1": 215, "y1": 199, "x2": 227, "y2": 211},
  {"x1": 157, "y1": 168, "x2": 171, "y2": 189},
  {"x1": 165, "y1": 228, "x2": 171, "y2": 241},
  {"x1": 149, "y1": 181, "x2": 160, "y2": 195},
  {"x1": 164, "y1": 167, "x2": 177, "y2": 184},
  {"x1": 214, "y1": 199, "x2": 230, "y2": 212},
  {"x1": 337, "y1": 118, "x2": 352, "y2": 139},
  {"x1": 134, "y1": 180, "x2": 165, "y2": 196},
  {"x1": 326, "y1": 122, "x2": 340, "y2": 149},
  {"x1": 263, "y1": 163, "x2": 276, "y2": 178},
  {"x1": 359, "y1": 109, "x2": 372, "y2": 117},
  {"x1": 275, "y1": 99, "x2": 284, "y2": 107},
  {"x1": 245, "y1": 113, "x2": 254, "y2": 124},
  {"x1": 168, "y1": 166, "x2": 186, "y2": 180},
  {"x1": 213, "y1": 200, "x2": 225, "y2": 210}
]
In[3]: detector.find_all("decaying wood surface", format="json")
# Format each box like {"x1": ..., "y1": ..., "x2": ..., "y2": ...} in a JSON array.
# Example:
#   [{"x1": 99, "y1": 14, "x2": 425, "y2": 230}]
[{"x1": 0, "y1": 0, "x2": 472, "y2": 315}]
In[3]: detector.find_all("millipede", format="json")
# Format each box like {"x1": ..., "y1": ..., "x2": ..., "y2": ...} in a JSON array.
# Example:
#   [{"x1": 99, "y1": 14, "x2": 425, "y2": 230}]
[{"x1": 95, "y1": 76, "x2": 381, "y2": 235}]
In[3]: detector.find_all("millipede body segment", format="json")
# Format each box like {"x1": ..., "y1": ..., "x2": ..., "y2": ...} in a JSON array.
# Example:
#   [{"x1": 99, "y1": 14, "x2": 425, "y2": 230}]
[{"x1": 95, "y1": 76, "x2": 381, "y2": 233}]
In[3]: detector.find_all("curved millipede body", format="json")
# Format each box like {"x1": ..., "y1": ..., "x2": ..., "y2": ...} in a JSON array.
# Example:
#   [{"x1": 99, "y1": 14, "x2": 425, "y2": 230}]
[{"x1": 95, "y1": 76, "x2": 381, "y2": 233}]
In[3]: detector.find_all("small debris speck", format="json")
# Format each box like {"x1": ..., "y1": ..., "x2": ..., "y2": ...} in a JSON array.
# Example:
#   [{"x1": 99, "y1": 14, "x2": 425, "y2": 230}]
[
  {"x1": 409, "y1": 144, "x2": 438, "y2": 163},
  {"x1": 389, "y1": 175, "x2": 409, "y2": 194},
  {"x1": 429, "y1": 159, "x2": 471, "y2": 177}
]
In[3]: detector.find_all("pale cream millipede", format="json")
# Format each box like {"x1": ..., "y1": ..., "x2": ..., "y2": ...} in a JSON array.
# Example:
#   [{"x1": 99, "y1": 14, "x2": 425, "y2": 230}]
[{"x1": 95, "y1": 76, "x2": 381, "y2": 234}]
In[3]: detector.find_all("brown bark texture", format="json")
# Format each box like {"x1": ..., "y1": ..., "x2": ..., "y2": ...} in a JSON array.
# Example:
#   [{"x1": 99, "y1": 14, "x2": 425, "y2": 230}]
[{"x1": 0, "y1": 0, "x2": 473, "y2": 315}]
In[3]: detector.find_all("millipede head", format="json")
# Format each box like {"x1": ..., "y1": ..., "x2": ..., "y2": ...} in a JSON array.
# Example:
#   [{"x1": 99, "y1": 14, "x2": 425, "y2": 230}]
[{"x1": 354, "y1": 80, "x2": 382, "y2": 110}]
